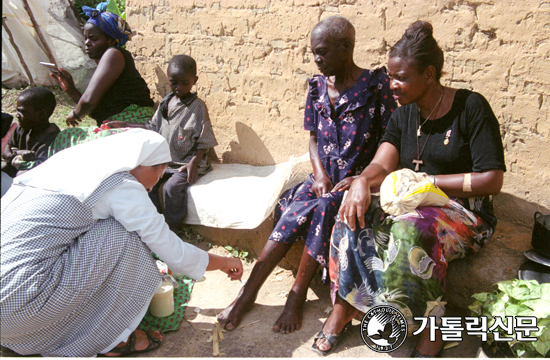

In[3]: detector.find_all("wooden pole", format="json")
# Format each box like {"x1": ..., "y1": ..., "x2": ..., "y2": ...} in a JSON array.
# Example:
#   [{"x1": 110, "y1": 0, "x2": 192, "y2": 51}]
[
  {"x1": 21, "y1": 0, "x2": 56, "y2": 64},
  {"x1": 67, "y1": 0, "x2": 85, "y2": 29},
  {"x1": 2, "y1": 16, "x2": 35, "y2": 87}
]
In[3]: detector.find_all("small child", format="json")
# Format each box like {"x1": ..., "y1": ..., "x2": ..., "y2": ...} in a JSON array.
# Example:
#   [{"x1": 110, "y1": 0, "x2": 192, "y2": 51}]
[
  {"x1": 106, "y1": 55, "x2": 218, "y2": 228},
  {"x1": 1, "y1": 87, "x2": 60, "y2": 179}
]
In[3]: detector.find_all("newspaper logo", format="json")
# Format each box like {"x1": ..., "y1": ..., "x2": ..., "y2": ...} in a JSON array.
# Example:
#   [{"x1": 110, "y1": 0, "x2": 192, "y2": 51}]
[{"x1": 361, "y1": 305, "x2": 408, "y2": 353}]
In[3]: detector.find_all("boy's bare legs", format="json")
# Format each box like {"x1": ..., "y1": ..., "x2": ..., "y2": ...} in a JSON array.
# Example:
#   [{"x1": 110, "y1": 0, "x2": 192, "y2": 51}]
[
  {"x1": 272, "y1": 245, "x2": 319, "y2": 333},
  {"x1": 218, "y1": 240, "x2": 292, "y2": 330}
]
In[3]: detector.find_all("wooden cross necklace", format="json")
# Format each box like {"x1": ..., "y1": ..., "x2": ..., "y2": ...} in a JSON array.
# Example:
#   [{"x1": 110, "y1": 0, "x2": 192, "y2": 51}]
[{"x1": 413, "y1": 87, "x2": 445, "y2": 171}]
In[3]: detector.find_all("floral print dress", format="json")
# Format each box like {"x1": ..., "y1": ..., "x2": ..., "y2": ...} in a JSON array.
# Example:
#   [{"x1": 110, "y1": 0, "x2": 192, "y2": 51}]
[{"x1": 270, "y1": 68, "x2": 396, "y2": 271}]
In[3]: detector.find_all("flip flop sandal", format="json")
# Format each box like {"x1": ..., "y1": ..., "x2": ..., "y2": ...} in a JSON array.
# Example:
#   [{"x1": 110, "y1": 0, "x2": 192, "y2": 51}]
[
  {"x1": 102, "y1": 329, "x2": 164, "y2": 357},
  {"x1": 310, "y1": 321, "x2": 351, "y2": 356}
]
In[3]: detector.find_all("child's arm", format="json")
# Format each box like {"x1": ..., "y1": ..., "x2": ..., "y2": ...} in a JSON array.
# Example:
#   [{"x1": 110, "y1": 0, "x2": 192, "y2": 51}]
[
  {"x1": 180, "y1": 101, "x2": 217, "y2": 184},
  {"x1": 206, "y1": 253, "x2": 243, "y2": 281},
  {"x1": 179, "y1": 148, "x2": 207, "y2": 184},
  {"x1": 309, "y1": 131, "x2": 333, "y2": 197}
]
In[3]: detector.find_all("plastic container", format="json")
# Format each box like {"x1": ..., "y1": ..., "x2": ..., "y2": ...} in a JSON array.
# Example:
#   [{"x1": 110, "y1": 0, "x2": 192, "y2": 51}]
[{"x1": 149, "y1": 275, "x2": 178, "y2": 317}]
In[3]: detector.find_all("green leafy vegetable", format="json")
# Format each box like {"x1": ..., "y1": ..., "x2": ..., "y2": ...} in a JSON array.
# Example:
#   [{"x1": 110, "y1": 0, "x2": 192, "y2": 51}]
[
  {"x1": 224, "y1": 245, "x2": 249, "y2": 260},
  {"x1": 469, "y1": 279, "x2": 550, "y2": 358}
]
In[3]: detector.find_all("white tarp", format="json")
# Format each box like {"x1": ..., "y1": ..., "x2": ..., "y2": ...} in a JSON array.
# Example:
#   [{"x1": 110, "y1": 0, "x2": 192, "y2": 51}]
[
  {"x1": 184, "y1": 154, "x2": 311, "y2": 229},
  {"x1": 2, "y1": 0, "x2": 96, "y2": 88}
]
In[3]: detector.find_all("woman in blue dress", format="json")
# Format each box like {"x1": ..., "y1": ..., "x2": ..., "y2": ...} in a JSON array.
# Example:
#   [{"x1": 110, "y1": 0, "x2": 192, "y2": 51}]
[{"x1": 218, "y1": 15, "x2": 396, "y2": 334}]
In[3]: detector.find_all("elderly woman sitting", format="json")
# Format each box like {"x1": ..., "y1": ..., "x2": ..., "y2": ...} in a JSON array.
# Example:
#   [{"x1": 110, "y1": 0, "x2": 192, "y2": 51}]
[
  {"x1": 313, "y1": 20, "x2": 505, "y2": 357},
  {"x1": 217, "y1": 15, "x2": 396, "y2": 335}
]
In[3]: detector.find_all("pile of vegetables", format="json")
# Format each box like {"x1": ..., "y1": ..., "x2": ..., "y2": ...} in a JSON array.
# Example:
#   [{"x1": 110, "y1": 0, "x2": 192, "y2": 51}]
[{"x1": 469, "y1": 279, "x2": 549, "y2": 358}]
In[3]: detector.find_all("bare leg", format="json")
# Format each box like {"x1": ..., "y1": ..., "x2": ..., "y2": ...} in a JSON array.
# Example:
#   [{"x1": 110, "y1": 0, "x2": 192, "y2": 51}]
[
  {"x1": 414, "y1": 327, "x2": 444, "y2": 356},
  {"x1": 315, "y1": 296, "x2": 359, "y2": 351},
  {"x1": 272, "y1": 245, "x2": 319, "y2": 333},
  {"x1": 217, "y1": 240, "x2": 292, "y2": 330}
]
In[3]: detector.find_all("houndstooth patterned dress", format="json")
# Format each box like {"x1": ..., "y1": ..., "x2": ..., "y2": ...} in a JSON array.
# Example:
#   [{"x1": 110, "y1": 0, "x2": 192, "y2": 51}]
[{"x1": 1, "y1": 172, "x2": 161, "y2": 357}]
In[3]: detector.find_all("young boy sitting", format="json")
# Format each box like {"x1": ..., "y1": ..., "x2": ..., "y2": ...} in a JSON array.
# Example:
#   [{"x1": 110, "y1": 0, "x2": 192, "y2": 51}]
[
  {"x1": 105, "y1": 55, "x2": 218, "y2": 228},
  {"x1": 1, "y1": 87, "x2": 60, "y2": 179}
]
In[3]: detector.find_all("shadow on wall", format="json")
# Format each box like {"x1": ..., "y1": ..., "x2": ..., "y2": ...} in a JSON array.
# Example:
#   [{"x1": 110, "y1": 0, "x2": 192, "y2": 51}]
[
  {"x1": 152, "y1": 67, "x2": 275, "y2": 166},
  {"x1": 222, "y1": 122, "x2": 276, "y2": 166},
  {"x1": 494, "y1": 192, "x2": 550, "y2": 227},
  {"x1": 155, "y1": 65, "x2": 170, "y2": 99}
]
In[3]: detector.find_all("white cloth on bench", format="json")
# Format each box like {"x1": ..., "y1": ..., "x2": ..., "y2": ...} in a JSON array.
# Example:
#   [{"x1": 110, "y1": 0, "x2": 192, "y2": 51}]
[{"x1": 184, "y1": 154, "x2": 310, "y2": 229}]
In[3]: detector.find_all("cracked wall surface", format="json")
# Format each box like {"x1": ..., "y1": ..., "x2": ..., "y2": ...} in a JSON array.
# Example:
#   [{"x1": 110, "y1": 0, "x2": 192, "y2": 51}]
[{"x1": 127, "y1": 0, "x2": 550, "y2": 224}]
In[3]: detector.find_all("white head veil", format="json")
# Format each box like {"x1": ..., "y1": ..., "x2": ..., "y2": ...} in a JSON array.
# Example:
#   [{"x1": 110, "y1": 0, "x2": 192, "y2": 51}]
[{"x1": 14, "y1": 129, "x2": 171, "y2": 201}]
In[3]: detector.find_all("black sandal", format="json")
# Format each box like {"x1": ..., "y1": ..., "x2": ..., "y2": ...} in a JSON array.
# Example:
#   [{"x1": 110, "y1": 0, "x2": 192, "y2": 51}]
[
  {"x1": 102, "y1": 329, "x2": 163, "y2": 357},
  {"x1": 310, "y1": 321, "x2": 351, "y2": 356}
]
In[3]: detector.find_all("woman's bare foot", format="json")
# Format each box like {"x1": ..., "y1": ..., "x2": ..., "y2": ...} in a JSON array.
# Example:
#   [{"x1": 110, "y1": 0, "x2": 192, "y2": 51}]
[
  {"x1": 272, "y1": 291, "x2": 306, "y2": 333},
  {"x1": 217, "y1": 287, "x2": 257, "y2": 331},
  {"x1": 104, "y1": 329, "x2": 163, "y2": 356},
  {"x1": 218, "y1": 240, "x2": 292, "y2": 331},
  {"x1": 315, "y1": 297, "x2": 358, "y2": 352}
]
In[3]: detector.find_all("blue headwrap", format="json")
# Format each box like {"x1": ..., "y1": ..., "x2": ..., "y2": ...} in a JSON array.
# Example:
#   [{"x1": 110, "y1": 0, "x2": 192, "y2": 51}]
[{"x1": 82, "y1": 2, "x2": 132, "y2": 48}]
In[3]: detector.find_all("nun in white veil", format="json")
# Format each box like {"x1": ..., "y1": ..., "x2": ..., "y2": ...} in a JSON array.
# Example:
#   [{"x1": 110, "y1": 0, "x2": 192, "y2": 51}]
[{"x1": 1, "y1": 129, "x2": 242, "y2": 357}]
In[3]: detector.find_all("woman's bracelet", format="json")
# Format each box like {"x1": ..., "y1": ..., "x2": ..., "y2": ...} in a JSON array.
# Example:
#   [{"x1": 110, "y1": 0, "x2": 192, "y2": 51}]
[
  {"x1": 72, "y1": 109, "x2": 82, "y2": 121},
  {"x1": 463, "y1": 173, "x2": 472, "y2": 192}
]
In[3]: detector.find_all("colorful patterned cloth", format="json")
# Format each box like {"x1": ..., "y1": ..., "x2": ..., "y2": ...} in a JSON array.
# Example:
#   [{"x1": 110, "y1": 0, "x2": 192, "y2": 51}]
[
  {"x1": 269, "y1": 68, "x2": 397, "y2": 270},
  {"x1": 107, "y1": 104, "x2": 154, "y2": 124},
  {"x1": 138, "y1": 275, "x2": 195, "y2": 332},
  {"x1": 329, "y1": 195, "x2": 495, "y2": 331},
  {"x1": 48, "y1": 105, "x2": 153, "y2": 156},
  {"x1": 82, "y1": 5, "x2": 132, "y2": 47}
]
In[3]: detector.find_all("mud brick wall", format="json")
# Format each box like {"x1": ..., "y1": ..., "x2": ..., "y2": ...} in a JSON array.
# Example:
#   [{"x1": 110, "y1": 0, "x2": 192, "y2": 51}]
[{"x1": 127, "y1": 0, "x2": 550, "y2": 225}]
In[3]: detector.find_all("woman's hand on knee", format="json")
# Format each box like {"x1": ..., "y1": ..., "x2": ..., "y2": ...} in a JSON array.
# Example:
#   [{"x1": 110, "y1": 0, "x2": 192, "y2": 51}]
[
  {"x1": 333, "y1": 176, "x2": 356, "y2": 192},
  {"x1": 339, "y1": 176, "x2": 371, "y2": 231},
  {"x1": 312, "y1": 175, "x2": 333, "y2": 197}
]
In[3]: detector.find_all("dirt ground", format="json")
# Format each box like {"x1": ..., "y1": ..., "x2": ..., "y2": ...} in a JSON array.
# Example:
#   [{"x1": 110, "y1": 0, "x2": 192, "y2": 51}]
[
  {"x1": 3, "y1": 231, "x2": 533, "y2": 358},
  {"x1": 0, "y1": 242, "x2": 482, "y2": 358},
  {"x1": 129, "y1": 243, "x2": 483, "y2": 358}
]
